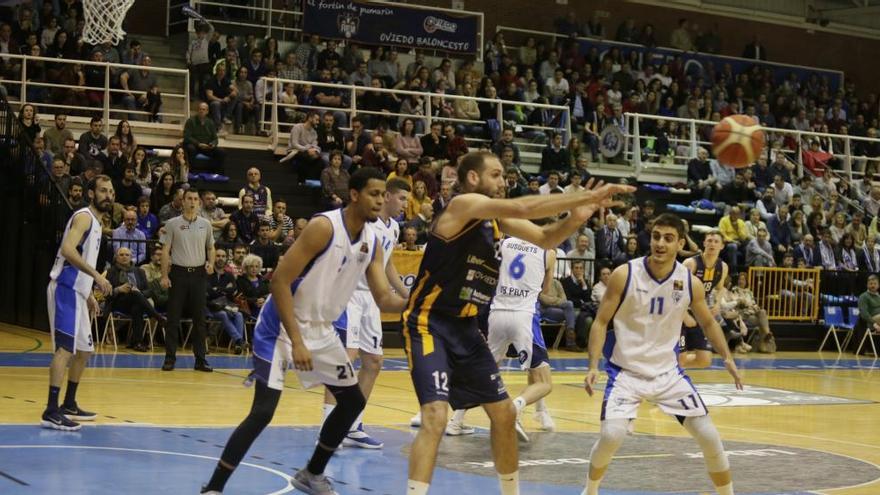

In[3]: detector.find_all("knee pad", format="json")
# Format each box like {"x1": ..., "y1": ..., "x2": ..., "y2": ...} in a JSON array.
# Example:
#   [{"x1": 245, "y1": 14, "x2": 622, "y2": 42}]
[{"x1": 683, "y1": 416, "x2": 729, "y2": 472}]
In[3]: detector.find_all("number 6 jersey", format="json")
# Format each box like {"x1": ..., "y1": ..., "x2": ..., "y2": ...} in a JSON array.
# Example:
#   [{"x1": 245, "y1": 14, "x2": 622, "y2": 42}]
[
  {"x1": 491, "y1": 237, "x2": 546, "y2": 312},
  {"x1": 607, "y1": 257, "x2": 693, "y2": 377}
]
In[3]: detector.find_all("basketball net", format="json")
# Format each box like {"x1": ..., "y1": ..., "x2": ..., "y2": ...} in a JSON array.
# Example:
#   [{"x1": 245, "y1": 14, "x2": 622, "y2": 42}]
[{"x1": 82, "y1": 0, "x2": 136, "y2": 46}]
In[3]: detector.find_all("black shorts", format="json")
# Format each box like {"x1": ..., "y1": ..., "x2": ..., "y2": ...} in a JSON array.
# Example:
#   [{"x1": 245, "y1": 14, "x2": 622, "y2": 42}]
[
  {"x1": 680, "y1": 325, "x2": 712, "y2": 352},
  {"x1": 404, "y1": 312, "x2": 509, "y2": 410}
]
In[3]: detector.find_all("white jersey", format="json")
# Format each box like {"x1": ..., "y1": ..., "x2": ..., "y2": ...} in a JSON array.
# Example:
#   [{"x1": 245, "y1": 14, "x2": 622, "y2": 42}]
[
  {"x1": 608, "y1": 257, "x2": 693, "y2": 377},
  {"x1": 491, "y1": 237, "x2": 546, "y2": 312},
  {"x1": 356, "y1": 216, "x2": 399, "y2": 291},
  {"x1": 49, "y1": 207, "x2": 102, "y2": 297},
  {"x1": 289, "y1": 208, "x2": 377, "y2": 322}
]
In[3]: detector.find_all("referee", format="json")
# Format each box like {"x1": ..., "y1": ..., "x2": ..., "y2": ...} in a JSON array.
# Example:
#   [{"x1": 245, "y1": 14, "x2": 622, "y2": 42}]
[{"x1": 160, "y1": 187, "x2": 215, "y2": 372}]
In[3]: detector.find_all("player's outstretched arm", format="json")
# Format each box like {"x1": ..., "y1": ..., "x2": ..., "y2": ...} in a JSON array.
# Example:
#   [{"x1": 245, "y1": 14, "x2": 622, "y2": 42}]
[
  {"x1": 366, "y1": 244, "x2": 408, "y2": 313},
  {"x1": 447, "y1": 181, "x2": 635, "y2": 224},
  {"x1": 61, "y1": 211, "x2": 111, "y2": 294},
  {"x1": 690, "y1": 276, "x2": 744, "y2": 390},
  {"x1": 270, "y1": 216, "x2": 335, "y2": 371},
  {"x1": 384, "y1": 253, "x2": 410, "y2": 298},
  {"x1": 585, "y1": 264, "x2": 630, "y2": 396}
]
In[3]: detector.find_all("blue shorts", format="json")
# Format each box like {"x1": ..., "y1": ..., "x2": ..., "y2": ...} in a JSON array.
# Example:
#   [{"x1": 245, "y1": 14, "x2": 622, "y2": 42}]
[
  {"x1": 404, "y1": 313, "x2": 508, "y2": 410},
  {"x1": 680, "y1": 325, "x2": 712, "y2": 352}
]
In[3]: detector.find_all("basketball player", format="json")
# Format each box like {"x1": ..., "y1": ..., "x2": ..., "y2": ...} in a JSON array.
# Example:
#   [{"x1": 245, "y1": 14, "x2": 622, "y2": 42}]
[
  {"x1": 201, "y1": 168, "x2": 408, "y2": 495},
  {"x1": 321, "y1": 178, "x2": 411, "y2": 449},
  {"x1": 583, "y1": 214, "x2": 743, "y2": 495},
  {"x1": 42, "y1": 175, "x2": 114, "y2": 431},
  {"x1": 446, "y1": 234, "x2": 558, "y2": 440},
  {"x1": 405, "y1": 151, "x2": 633, "y2": 495},
  {"x1": 679, "y1": 230, "x2": 729, "y2": 369}
]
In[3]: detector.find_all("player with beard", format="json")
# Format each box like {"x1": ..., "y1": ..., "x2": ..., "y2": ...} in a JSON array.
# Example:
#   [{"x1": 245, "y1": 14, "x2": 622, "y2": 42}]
[
  {"x1": 43, "y1": 175, "x2": 114, "y2": 431},
  {"x1": 405, "y1": 151, "x2": 633, "y2": 495}
]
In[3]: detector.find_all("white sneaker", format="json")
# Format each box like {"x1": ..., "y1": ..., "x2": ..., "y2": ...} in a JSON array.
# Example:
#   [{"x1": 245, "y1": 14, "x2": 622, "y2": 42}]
[
  {"x1": 445, "y1": 419, "x2": 475, "y2": 436},
  {"x1": 533, "y1": 410, "x2": 556, "y2": 431},
  {"x1": 514, "y1": 410, "x2": 529, "y2": 442},
  {"x1": 410, "y1": 412, "x2": 422, "y2": 427}
]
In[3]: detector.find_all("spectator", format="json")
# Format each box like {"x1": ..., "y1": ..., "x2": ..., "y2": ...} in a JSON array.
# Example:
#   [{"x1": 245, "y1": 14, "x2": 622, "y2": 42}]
[
  {"x1": 859, "y1": 235, "x2": 880, "y2": 273},
  {"x1": 142, "y1": 245, "x2": 169, "y2": 311},
  {"x1": 562, "y1": 259, "x2": 594, "y2": 348},
  {"x1": 150, "y1": 172, "x2": 176, "y2": 215},
  {"x1": 742, "y1": 35, "x2": 767, "y2": 61},
  {"x1": 746, "y1": 226, "x2": 776, "y2": 267},
  {"x1": 78, "y1": 117, "x2": 108, "y2": 159},
  {"x1": 98, "y1": 136, "x2": 129, "y2": 183},
  {"x1": 248, "y1": 221, "x2": 279, "y2": 271},
  {"x1": 115, "y1": 121, "x2": 138, "y2": 160},
  {"x1": 386, "y1": 158, "x2": 413, "y2": 188},
  {"x1": 504, "y1": 168, "x2": 527, "y2": 198},
  {"x1": 492, "y1": 128, "x2": 520, "y2": 166},
  {"x1": 317, "y1": 111, "x2": 349, "y2": 168},
  {"x1": 566, "y1": 233, "x2": 595, "y2": 280},
  {"x1": 719, "y1": 206, "x2": 750, "y2": 269},
  {"x1": 314, "y1": 68, "x2": 347, "y2": 126},
  {"x1": 114, "y1": 166, "x2": 143, "y2": 208},
  {"x1": 199, "y1": 190, "x2": 230, "y2": 240},
  {"x1": 839, "y1": 233, "x2": 859, "y2": 272},
  {"x1": 770, "y1": 174, "x2": 793, "y2": 206},
  {"x1": 131, "y1": 149, "x2": 152, "y2": 197},
  {"x1": 818, "y1": 228, "x2": 839, "y2": 270},
  {"x1": 768, "y1": 205, "x2": 793, "y2": 255},
  {"x1": 349, "y1": 60, "x2": 371, "y2": 86},
  {"x1": 453, "y1": 82, "x2": 482, "y2": 135},
  {"x1": 158, "y1": 188, "x2": 184, "y2": 224},
  {"x1": 420, "y1": 121, "x2": 447, "y2": 162},
  {"x1": 235, "y1": 254, "x2": 270, "y2": 315},
  {"x1": 119, "y1": 56, "x2": 160, "y2": 121},
  {"x1": 411, "y1": 158, "x2": 439, "y2": 199},
  {"x1": 395, "y1": 118, "x2": 424, "y2": 165},
  {"x1": 362, "y1": 133, "x2": 391, "y2": 172},
  {"x1": 539, "y1": 273, "x2": 578, "y2": 350},
  {"x1": 745, "y1": 208, "x2": 767, "y2": 239},
  {"x1": 525, "y1": 177, "x2": 541, "y2": 195},
  {"x1": 401, "y1": 226, "x2": 421, "y2": 251},
  {"x1": 320, "y1": 150, "x2": 350, "y2": 208},
  {"x1": 596, "y1": 214, "x2": 625, "y2": 261},
  {"x1": 405, "y1": 180, "x2": 431, "y2": 222},
  {"x1": 687, "y1": 147, "x2": 718, "y2": 199},
  {"x1": 231, "y1": 192, "x2": 262, "y2": 243},
  {"x1": 432, "y1": 182, "x2": 453, "y2": 215},
  {"x1": 167, "y1": 144, "x2": 190, "y2": 184},
  {"x1": 345, "y1": 116, "x2": 371, "y2": 168},
  {"x1": 857, "y1": 275, "x2": 880, "y2": 349},
  {"x1": 205, "y1": 63, "x2": 238, "y2": 128},
  {"x1": 44, "y1": 113, "x2": 73, "y2": 156},
  {"x1": 232, "y1": 66, "x2": 259, "y2": 134},
  {"x1": 669, "y1": 18, "x2": 694, "y2": 51},
  {"x1": 540, "y1": 133, "x2": 570, "y2": 174},
  {"x1": 106, "y1": 247, "x2": 164, "y2": 352},
  {"x1": 539, "y1": 171, "x2": 564, "y2": 195},
  {"x1": 186, "y1": 24, "x2": 212, "y2": 99},
  {"x1": 215, "y1": 222, "x2": 241, "y2": 254},
  {"x1": 183, "y1": 102, "x2": 226, "y2": 174},
  {"x1": 444, "y1": 124, "x2": 469, "y2": 165},
  {"x1": 206, "y1": 248, "x2": 246, "y2": 354},
  {"x1": 266, "y1": 199, "x2": 294, "y2": 243},
  {"x1": 136, "y1": 196, "x2": 159, "y2": 239},
  {"x1": 404, "y1": 203, "x2": 434, "y2": 245},
  {"x1": 795, "y1": 234, "x2": 820, "y2": 267},
  {"x1": 238, "y1": 167, "x2": 272, "y2": 216},
  {"x1": 286, "y1": 110, "x2": 324, "y2": 181}
]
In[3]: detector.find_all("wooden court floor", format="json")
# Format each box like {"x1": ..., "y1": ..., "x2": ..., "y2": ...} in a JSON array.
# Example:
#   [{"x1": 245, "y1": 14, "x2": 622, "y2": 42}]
[{"x1": 1, "y1": 323, "x2": 880, "y2": 494}]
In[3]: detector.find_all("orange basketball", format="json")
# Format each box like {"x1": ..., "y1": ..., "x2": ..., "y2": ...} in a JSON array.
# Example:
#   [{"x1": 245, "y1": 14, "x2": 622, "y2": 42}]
[{"x1": 711, "y1": 115, "x2": 765, "y2": 168}]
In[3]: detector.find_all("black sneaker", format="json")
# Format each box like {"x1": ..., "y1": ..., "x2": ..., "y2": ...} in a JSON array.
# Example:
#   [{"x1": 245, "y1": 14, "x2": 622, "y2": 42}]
[
  {"x1": 233, "y1": 341, "x2": 244, "y2": 355},
  {"x1": 162, "y1": 358, "x2": 175, "y2": 371},
  {"x1": 61, "y1": 404, "x2": 97, "y2": 421},
  {"x1": 194, "y1": 360, "x2": 213, "y2": 372},
  {"x1": 41, "y1": 409, "x2": 81, "y2": 431},
  {"x1": 200, "y1": 485, "x2": 222, "y2": 494}
]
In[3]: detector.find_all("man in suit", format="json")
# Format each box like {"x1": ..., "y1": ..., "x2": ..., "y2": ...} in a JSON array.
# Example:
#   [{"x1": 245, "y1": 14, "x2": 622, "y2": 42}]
[
  {"x1": 767, "y1": 205, "x2": 792, "y2": 258},
  {"x1": 595, "y1": 214, "x2": 625, "y2": 262},
  {"x1": 859, "y1": 235, "x2": 880, "y2": 274},
  {"x1": 561, "y1": 260, "x2": 594, "y2": 349},
  {"x1": 794, "y1": 234, "x2": 820, "y2": 267},
  {"x1": 107, "y1": 247, "x2": 165, "y2": 352}
]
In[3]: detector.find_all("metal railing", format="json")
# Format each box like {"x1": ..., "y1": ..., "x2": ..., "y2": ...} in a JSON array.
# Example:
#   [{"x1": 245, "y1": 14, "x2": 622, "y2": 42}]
[
  {"x1": 190, "y1": 0, "x2": 303, "y2": 39},
  {"x1": 262, "y1": 77, "x2": 572, "y2": 152},
  {"x1": 748, "y1": 266, "x2": 820, "y2": 321},
  {"x1": 0, "y1": 52, "x2": 190, "y2": 125},
  {"x1": 623, "y1": 112, "x2": 880, "y2": 183}
]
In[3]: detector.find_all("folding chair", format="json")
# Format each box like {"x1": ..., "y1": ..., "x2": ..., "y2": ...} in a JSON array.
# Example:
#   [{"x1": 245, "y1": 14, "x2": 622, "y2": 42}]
[
  {"x1": 818, "y1": 306, "x2": 854, "y2": 354},
  {"x1": 854, "y1": 308, "x2": 879, "y2": 357},
  {"x1": 102, "y1": 311, "x2": 155, "y2": 351},
  {"x1": 540, "y1": 317, "x2": 566, "y2": 350}
]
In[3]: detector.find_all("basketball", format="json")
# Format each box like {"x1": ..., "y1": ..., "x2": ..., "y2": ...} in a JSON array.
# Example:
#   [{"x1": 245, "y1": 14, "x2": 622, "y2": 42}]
[{"x1": 711, "y1": 115, "x2": 765, "y2": 168}]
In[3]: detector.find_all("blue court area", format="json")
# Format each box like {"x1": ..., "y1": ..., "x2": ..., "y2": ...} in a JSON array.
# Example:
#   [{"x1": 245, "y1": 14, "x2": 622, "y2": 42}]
[
  {"x1": 0, "y1": 351, "x2": 877, "y2": 371},
  {"x1": 0, "y1": 425, "x2": 812, "y2": 495}
]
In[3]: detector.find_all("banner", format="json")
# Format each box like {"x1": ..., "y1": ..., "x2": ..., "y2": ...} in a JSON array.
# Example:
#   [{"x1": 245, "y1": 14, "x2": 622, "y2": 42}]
[
  {"x1": 381, "y1": 249, "x2": 424, "y2": 323},
  {"x1": 302, "y1": 0, "x2": 479, "y2": 54},
  {"x1": 578, "y1": 39, "x2": 844, "y2": 91}
]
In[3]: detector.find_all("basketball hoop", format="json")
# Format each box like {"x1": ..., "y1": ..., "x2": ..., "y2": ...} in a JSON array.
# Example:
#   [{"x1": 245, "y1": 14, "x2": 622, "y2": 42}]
[{"x1": 82, "y1": 0, "x2": 136, "y2": 46}]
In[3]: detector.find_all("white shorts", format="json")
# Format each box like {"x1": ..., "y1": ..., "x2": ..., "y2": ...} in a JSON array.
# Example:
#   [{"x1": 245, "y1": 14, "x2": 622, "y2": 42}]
[
  {"x1": 487, "y1": 310, "x2": 549, "y2": 370},
  {"x1": 47, "y1": 282, "x2": 93, "y2": 354},
  {"x1": 341, "y1": 289, "x2": 382, "y2": 355},
  {"x1": 601, "y1": 366, "x2": 708, "y2": 420},
  {"x1": 254, "y1": 319, "x2": 359, "y2": 391}
]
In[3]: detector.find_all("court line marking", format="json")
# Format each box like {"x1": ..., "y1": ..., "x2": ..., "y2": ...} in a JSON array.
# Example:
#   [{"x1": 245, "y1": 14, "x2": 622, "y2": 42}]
[
  {"x1": 0, "y1": 469, "x2": 28, "y2": 486},
  {"x1": 0, "y1": 445, "x2": 294, "y2": 494}
]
